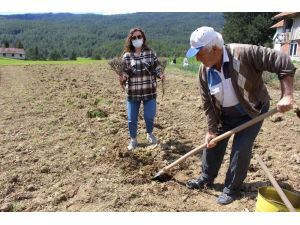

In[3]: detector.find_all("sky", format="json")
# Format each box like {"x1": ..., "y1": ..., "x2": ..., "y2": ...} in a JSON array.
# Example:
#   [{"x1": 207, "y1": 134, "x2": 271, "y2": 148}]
[{"x1": 0, "y1": 0, "x2": 299, "y2": 15}]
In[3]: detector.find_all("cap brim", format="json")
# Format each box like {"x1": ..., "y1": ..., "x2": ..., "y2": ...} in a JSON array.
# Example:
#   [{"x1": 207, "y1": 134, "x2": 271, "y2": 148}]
[{"x1": 186, "y1": 47, "x2": 203, "y2": 58}]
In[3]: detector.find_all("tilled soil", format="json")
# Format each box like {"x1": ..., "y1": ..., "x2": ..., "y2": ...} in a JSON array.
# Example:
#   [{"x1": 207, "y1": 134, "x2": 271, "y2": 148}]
[{"x1": 0, "y1": 63, "x2": 299, "y2": 212}]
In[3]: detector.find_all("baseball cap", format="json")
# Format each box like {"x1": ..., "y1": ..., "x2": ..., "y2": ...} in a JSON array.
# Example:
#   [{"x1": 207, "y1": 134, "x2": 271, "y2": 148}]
[{"x1": 186, "y1": 26, "x2": 218, "y2": 58}]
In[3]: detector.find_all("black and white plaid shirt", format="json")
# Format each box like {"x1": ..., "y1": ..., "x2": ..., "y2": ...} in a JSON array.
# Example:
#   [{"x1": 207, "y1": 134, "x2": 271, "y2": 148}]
[{"x1": 122, "y1": 49, "x2": 162, "y2": 101}]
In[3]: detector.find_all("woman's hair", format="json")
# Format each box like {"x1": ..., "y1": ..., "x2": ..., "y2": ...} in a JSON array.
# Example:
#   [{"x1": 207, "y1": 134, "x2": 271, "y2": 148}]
[
  {"x1": 123, "y1": 27, "x2": 150, "y2": 53},
  {"x1": 204, "y1": 32, "x2": 224, "y2": 52}
]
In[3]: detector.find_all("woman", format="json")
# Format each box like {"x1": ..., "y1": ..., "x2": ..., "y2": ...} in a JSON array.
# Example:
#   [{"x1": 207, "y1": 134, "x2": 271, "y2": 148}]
[{"x1": 121, "y1": 27, "x2": 165, "y2": 150}]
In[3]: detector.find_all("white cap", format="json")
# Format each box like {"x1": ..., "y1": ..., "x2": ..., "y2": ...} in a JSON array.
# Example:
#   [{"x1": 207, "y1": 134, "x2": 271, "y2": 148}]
[{"x1": 186, "y1": 26, "x2": 218, "y2": 58}]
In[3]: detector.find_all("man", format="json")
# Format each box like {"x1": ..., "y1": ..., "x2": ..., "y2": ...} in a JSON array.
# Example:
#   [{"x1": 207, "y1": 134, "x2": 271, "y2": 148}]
[{"x1": 185, "y1": 26, "x2": 296, "y2": 205}]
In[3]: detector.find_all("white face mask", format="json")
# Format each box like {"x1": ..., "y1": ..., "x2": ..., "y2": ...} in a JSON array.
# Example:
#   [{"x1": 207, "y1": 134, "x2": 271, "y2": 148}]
[{"x1": 132, "y1": 39, "x2": 143, "y2": 48}]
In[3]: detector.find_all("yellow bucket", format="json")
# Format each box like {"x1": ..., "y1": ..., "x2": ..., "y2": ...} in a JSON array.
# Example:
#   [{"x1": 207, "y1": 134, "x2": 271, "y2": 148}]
[{"x1": 255, "y1": 186, "x2": 300, "y2": 212}]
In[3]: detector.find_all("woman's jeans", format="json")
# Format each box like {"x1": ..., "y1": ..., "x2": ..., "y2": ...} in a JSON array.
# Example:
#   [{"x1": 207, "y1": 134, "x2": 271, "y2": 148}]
[
  {"x1": 127, "y1": 99, "x2": 156, "y2": 138},
  {"x1": 201, "y1": 103, "x2": 270, "y2": 195}
]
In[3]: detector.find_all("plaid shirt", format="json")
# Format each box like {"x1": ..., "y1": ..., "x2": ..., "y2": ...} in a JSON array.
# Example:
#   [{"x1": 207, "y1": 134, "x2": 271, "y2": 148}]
[{"x1": 122, "y1": 49, "x2": 162, "y2": 101}]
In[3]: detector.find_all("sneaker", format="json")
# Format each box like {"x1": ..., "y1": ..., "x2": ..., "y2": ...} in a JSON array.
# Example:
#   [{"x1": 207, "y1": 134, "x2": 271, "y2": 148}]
[
  {"x1": 186, "y1": 177, "x2": 213, "y2": 189},
  {"x1": 217, "y1": 192, "x2": 238, "y2": 205},
  {"x1": 127, "y1": 139, "x2": 138, "y2": 151},
  {"x1": 146, "y1": 133, "x2": 157, "y2": 144}
]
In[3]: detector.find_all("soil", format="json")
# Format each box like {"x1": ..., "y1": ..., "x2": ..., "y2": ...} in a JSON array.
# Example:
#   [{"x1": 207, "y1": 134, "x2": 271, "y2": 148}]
[{"x1": 0, "y1": 63, "x2": 299, "y2": 212}]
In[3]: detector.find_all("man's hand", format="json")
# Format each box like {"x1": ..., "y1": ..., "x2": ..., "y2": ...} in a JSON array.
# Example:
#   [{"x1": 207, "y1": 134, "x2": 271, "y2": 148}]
[
  {"x1": 205, "y1": 131, "x2": 217, "y2": 148},
  {"x1": 278, "y1": 75, "x2": 294, "y2": 113},
  {"x1": 277, "y1": 95, "x2": 293, "y2": 113}
]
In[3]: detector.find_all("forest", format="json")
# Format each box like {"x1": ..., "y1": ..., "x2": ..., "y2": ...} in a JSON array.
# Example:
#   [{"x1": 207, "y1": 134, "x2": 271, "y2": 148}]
[
  {"x1": 0, "y1": 13, "x2": 223, "y2": 59},
  {"x1": 0, "y1": 12, "x2": 277, "y2": 60}
]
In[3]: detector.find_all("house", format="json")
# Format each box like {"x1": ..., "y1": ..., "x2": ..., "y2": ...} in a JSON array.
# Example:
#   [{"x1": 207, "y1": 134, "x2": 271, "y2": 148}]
[
  {"x1": 271, "y1": 12, "x2": 300, "y2": 61},
  {"x1": 0, "y1": 48, "x2": 26, "y2": 60}
]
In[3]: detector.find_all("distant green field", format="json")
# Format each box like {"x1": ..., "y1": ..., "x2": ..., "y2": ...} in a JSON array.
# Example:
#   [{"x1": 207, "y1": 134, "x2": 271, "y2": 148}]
[
  {"x1": 166, "y1": 56, "x2": 200, "y2": 75},
  {"x1": 0, "y1": 57, "x2": 105, "y2": 65},
  {"x1": 0, "y1": 56, "x2": 201, "y2": 76}
]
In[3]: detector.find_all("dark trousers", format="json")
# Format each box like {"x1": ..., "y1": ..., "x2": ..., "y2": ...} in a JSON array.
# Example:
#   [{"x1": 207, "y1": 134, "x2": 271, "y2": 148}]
[{"x1": 201, "y1": 103, "x2": 269, "y2": 195}]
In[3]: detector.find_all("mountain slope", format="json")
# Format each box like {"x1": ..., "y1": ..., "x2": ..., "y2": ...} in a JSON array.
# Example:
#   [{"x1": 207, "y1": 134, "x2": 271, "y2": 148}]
[{"x1": 0, "y1": 12, "x2": 224, "y2": 59}]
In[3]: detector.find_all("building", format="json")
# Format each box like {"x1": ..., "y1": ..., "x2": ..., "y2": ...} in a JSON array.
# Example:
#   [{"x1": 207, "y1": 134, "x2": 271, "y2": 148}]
[
  {"x1": 271, "y1": 12, "x2": 300, "y2": 61},
  {"x1": 0, "y1": 48, "x2": 26, "y2": 60}
]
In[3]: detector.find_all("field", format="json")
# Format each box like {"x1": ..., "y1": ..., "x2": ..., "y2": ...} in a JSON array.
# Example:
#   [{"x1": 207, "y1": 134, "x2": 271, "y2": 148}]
[{"x1": 0, "y1": 60, "x2": 299, "y2": 212}]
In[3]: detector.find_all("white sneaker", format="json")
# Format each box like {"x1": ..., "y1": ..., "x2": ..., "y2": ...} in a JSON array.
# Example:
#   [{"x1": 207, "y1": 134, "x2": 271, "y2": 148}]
[
  {"x1": 147, "y1": 133, "x2": 157, "y2": 144},
  {"x1": 127, "y1": 139, "x2": 138, "y2": 151}
]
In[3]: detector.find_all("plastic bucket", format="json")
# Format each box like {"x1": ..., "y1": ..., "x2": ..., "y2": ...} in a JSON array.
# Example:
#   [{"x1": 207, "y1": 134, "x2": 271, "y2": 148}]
[{"x1": 255, "y1": 186, "x2": 300, "y2": 212}]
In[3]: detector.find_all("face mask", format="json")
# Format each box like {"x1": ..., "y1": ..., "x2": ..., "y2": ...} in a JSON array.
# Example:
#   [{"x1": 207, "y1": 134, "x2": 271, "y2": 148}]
[{"x1": 132, "y1": 39, "x2": 143, "y2": 48}]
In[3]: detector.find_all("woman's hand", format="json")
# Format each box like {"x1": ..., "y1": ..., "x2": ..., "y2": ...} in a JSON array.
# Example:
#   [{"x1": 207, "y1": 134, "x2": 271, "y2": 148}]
[
  {"x1": 159, "y1": 74, "x2": 166, "y2": 81},
  {"x1": 119, "y1": 74, "x2": 128, "y2": 90}
]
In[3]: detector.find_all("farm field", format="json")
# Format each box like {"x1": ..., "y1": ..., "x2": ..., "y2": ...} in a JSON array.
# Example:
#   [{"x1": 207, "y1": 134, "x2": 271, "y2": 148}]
[{"x1": 0, "y1": 62, "x2": 299, "y2": 212}]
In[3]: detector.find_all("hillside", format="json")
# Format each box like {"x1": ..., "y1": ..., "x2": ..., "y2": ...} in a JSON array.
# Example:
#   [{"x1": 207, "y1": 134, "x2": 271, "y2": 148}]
[{"x1": 0, "y1": 12, "x2": 224, "y2": 59}]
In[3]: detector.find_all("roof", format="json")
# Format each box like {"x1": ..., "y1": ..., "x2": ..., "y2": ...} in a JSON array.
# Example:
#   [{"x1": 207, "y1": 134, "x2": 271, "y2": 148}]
[
  {"x1": 270, "y1": 20, "x2": 284, "y2": 29},
  {"x1": 272, "y1": 12, "x2": 299, "y2": 20},
  {"x1": 0, "y1": 48, "x2": 25, "y2": 54}
]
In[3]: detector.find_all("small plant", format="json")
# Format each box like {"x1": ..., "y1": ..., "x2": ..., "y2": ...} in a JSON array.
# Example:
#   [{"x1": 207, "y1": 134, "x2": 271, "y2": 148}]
[
  {"x1": 94, "y1": 98, "x2": 101, "y2": 105},
  {"x1": 78, "y1": 92, "x2": 90, "y2": 99},
  {"x1": 94, "y1": 97, "x2": 112, "y2": 106},
  {"x1": 87, "y1": 108, "x2": 108, "y2": 118}
]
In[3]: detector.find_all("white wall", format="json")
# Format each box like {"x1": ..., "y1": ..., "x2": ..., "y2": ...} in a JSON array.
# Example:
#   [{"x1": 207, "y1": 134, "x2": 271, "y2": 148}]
[
  {"x1": 0, "y1": 53, "x2": 25, "y2": 59},
  {"x1": 291, "y1": 17, "x2": 300, "y2": 40}
]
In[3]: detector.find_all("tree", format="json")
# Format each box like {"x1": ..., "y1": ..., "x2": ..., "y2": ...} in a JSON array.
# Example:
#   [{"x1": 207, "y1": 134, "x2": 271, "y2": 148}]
[
  {"x1": 49, "y1": 50, "x2": 61, "y2": 60},
  {"x1": 26, "y1": 46, "x2": 40, "y2": 60},
  {"x1": 222, "y1": 13, "x2": 278, "y2": 46},
  {"x1": 33, "y1": 47, "x2": 39, "y2": 60},
  {"x1": 69, "y1": 51, "x2": 77, "y2": 60},
  {"x1": 15, "y1": 40, "x2": 24, "y2": 49},
  {"x1": 4, "y1": 41, "x2": 9, "y2": 48},
  {"x1": 91, "y1": 49, "x2": 101, "y2": 60}
]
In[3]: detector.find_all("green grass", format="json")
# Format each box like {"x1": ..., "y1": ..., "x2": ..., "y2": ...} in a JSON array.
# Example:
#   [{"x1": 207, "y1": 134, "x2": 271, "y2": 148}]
[
  {"x1": 87, "y1": 108, "x2": 108, "y2": 118},
  {"x1": 167, "y1": 58, "x2": 300, "y2": 88},
  {"x1": 166, "y1": 56, "x2": 200, "y2": 75},
  {"x1": 0, "y1": 57, "x2": 105, "y2": 65}
]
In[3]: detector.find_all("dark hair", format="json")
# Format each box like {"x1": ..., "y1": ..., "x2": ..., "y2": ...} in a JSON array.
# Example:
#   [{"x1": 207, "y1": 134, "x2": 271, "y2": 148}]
[{"x1": 123, "y1": 27, "x2": 150, "y2": 53}]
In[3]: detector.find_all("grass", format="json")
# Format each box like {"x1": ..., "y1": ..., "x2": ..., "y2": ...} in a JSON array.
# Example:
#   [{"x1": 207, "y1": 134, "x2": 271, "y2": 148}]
[
  {"x1": 263, "y1": 61, "x2": 300, "y2": 90},
  {"x1": 94, "y1": 97, "x2": 112, "y2": 106},
  {"x1": 292, "y1": 61, "x2": 300, "y2": 90},
  {"x1": 165, "y1": 56, "x2": 200, "y2": 75},
  {"x1": 87, "y1": 108, "x2": 108, "y2": 118},
  {"x1": 167, "y1": 58, "x2": 300, "y2": 89},
  {"x1": 0, "y1": 57, "x2": 105, "y2": 65}
]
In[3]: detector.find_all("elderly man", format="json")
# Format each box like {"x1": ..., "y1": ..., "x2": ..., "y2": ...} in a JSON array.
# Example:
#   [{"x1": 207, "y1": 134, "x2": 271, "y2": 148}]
[{"x1": 186, "y1": 26, "x2": 296, "y2": 205}]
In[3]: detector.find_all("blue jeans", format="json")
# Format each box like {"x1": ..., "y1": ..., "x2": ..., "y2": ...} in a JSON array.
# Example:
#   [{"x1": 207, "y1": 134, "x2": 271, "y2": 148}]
[
  {"x1": 127, "y1": 99, "x2": 156, "y2": 138},
  {"x1": 201, "y1": 103, "x2": 269, "y2": 195}
]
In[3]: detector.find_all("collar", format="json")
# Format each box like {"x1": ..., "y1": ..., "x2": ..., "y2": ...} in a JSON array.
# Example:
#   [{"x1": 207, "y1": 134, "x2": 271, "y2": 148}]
[{"x1": 222, "y1": 46, "x2": 229, "y2": 64}]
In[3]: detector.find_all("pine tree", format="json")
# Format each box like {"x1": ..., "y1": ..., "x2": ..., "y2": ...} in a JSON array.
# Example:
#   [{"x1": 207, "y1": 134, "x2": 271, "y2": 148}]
[
  {"x1": 15, "y1": 40, "x2": 24, "y2": 49},
  {"x1": 49, "y1": 50, "x2": 61, "y2": 60},
  {"x1": 4, "y1": 41, "x2": 9, "y2": 48},
  {"x1": 69, "y1": 51, "x2": 77, "y2": 60}
]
